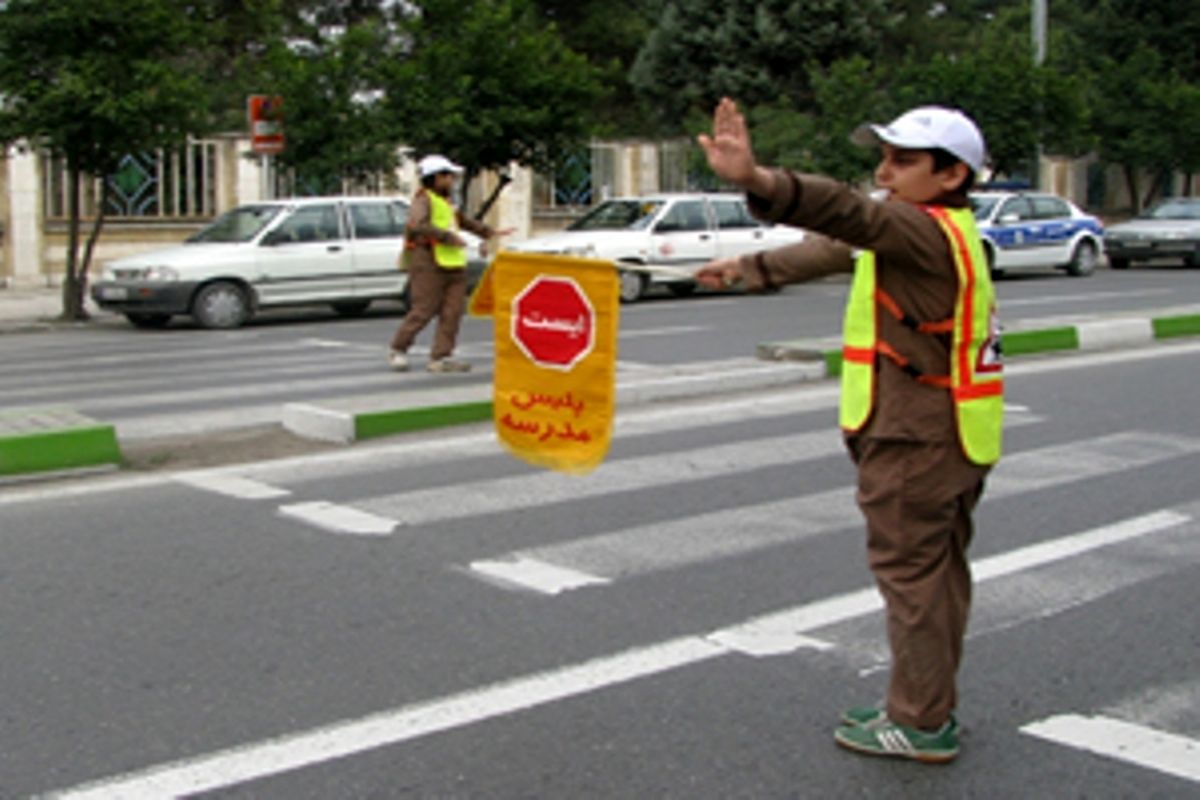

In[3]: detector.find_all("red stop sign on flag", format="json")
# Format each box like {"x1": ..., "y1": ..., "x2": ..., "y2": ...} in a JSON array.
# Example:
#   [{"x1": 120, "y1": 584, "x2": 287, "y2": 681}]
[{"x1": 511, "y1": 275, "x2": 596, "y2": 370}]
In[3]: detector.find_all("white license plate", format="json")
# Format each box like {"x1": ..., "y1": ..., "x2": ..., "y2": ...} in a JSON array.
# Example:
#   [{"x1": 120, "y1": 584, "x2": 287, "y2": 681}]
[{"x1": 101, "y1": 287, "x2": 129, "y2": 300}]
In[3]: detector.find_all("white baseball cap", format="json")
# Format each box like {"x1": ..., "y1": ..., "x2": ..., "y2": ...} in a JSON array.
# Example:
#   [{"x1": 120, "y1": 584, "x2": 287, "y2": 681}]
[
  {"x1": 851, "y1": 106, "x2": 986, "y2": 173},
  {"x1": 418, "y1": 154, "x2": 464, "y2": 178}
]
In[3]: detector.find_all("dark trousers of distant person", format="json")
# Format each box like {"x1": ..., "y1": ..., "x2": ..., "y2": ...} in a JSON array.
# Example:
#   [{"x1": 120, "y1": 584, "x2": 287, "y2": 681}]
[{"x1": 391, "y1": 260, "x2": 467, "y2": 360}]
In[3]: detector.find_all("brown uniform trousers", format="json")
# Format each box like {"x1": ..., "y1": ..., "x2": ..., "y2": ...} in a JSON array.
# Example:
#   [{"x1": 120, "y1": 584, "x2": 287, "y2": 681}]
[
  {"x1": 390, "y1": 259, "x2": 467, "y2": 360},
  {"x1": 850, "y1": 435, "x2": 989, "y2": 730}
]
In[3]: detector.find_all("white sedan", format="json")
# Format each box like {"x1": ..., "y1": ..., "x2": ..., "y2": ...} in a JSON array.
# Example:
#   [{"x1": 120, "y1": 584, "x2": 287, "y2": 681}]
[{"x1": 509, "y1": 194, "x2": 806, "y2": 302}]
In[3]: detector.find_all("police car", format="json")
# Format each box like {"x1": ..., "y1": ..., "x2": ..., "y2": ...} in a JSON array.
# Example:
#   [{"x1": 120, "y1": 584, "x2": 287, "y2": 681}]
[{"x1": 970, "y1": 191, "x2": 1104, "y2": 277}]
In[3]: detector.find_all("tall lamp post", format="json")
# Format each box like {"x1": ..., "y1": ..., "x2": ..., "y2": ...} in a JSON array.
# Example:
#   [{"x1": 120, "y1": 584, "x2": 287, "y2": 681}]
[{"x1": 1033, "y1": 0, "x2": 1047, "y2": 188}]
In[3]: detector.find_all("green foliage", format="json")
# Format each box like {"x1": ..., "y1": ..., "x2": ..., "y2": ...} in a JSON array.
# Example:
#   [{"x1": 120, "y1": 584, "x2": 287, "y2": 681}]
[
  {"x1": 631, "y1": 0, "x2": 892, "y2": 127},
  {"x1": 382, "y1": 0, "x2": 602, "y2": 182},
  {"x1": 0, "y1": 0, "x2": 209, "y2": 175},
  {"x1": 261, "y1": 22, "x2": 400, "y2": 193}
]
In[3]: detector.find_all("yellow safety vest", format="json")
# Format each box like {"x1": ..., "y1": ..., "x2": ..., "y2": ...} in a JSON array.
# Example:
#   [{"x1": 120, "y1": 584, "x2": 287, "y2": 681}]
[
  {"x1": 427, "y1": 191, "x2": 468, "y2": 269},
  {"x1": 840, "y1": 204, "x2": 1004, "y2": 465}
]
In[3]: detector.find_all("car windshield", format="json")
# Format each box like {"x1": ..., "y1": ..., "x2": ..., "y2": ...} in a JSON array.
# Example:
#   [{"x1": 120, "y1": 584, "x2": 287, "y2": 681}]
[
  {"x1": 970, "y1": 196, "x2": 999, "y2": 220},
  {"x1": 567, "y1": 200, "x2": 664, "y2": 231},
  {"x1": 188, "y1": 205, "x2": 283, "y2": 243},
  {"x1": 1142, "y1": 200, "x2": 1200, "y2": 220}
]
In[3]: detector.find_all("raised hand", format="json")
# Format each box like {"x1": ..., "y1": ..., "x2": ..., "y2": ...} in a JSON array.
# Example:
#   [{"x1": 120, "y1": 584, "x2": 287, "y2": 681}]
[{"x1": 696, "y1": 98, "x2": 759, "y2": 188}]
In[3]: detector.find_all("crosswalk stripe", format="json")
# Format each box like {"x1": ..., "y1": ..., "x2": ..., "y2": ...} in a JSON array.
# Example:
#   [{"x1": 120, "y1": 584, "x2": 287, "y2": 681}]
[
  {"x1": 173, "y1": 474, "x2": 290, "y2": 500},
  {"x1": 278, "y1": 502, "x2": 396, "y2": 536},
  {"x1": 707, "y1": 509, "x2": 1190, "y2": 657},
  {"x1": 466, "y1": 433, "x2": 1200, "y2": 591},
  {"x1": 347, "y1": 413, "x2": 1056, "y2": 532},
  {"x1": 355, "y1": 429, "x2": 848, "y2": 526},
  {"x1": 467, "y1": 558, "x2": 611, "y2": 594},
  {"x1": 41, "y1": 508, "x2": 1195, "y2": 798},
  {"x1": 1021, "y1": 714, "x2": 1200, "y2": 783}
]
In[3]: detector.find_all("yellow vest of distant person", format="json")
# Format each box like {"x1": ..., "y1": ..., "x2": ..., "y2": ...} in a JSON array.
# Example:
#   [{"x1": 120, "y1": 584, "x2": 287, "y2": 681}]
[
  {"x1": 428, "y1": 191, "x2": 468, "y2": 269},
  {"x1": 840, "y1": 205, "x2": 1004, "y2": 465}
]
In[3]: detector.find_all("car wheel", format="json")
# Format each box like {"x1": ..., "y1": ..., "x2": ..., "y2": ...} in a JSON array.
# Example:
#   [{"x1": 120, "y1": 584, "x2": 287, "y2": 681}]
[
  {"x1": 1065, "y1": 240, "x2": 1098, "y2": 276},
  {"x1": 618, "y1": 268, "x2": 646, "y2": 303},
  {"x1": 192, "y1": 281, "x2": 251, "y2": 329},
  {"x1": 667, "y1": 282, "x2": 696, "y2": 298},
  {"x1": 331, "y1": 300, "x2": 372, "y2": 317},
  {"x1": 1109, "y1": 256, "x2": 1130, "y2": 270},
  {"x1": 124, "y1": 312, "x2": 172, "y2": 329}
]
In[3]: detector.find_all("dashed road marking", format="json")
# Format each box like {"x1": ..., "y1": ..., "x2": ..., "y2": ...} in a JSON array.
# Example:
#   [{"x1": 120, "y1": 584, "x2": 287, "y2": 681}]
[{"x1": 1021, "y1": 714, "x2": 1200, "y2": 784}]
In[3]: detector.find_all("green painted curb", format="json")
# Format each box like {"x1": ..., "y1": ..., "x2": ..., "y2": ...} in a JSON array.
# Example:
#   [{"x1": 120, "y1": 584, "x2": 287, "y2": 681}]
[
  {"x1": 823, "y1": 350, "x2": 843, "y2": 377},
  {"x1": 1152, "y1": 314, "x2": 1200, "y2": 340},
  {"x1": 999, "y1": 327, "x2": 1080, "y2": 356},
  {"x1": 0, "y1": 425, "x2": 122, "y2": 477},
  {"x1": 355, "y1": 400, "x2": 494, "y2": 440}
]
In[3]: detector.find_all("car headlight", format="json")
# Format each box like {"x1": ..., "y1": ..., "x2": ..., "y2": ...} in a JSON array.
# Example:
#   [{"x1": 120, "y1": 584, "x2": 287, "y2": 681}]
[
  {"x1": 142, "y1": 266, "x2": 181, "y2": 281},
  {"x1": 562, "y1": 244, "x2": 597, "y2": 258}
]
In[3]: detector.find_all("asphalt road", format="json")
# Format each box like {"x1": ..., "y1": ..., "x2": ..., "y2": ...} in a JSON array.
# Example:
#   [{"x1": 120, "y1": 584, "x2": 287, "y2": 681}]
[
  {"x1": 2, "y1": 265, "x2": 1200, "y2": 443},
  {"x1": 2, "y1": 339, "x2": 1199, "y2": 797}
]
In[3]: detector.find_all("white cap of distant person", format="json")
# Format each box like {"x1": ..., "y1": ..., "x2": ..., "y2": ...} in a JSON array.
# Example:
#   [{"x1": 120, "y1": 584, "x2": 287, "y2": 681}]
[
  {"x1": 852, "y1": 106, "x2": 986, "y2": 174},
  {"x1": 417, "y1": 154, "x2": 464, "y2": 178}
]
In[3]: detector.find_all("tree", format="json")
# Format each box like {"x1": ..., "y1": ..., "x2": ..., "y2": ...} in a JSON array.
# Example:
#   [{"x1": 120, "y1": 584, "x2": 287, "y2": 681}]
[
  {"x1": 890, "y1": 10, "x2": 1091, "y2": 178},
  {"x1": 630, "y1": 0, "x2": 892, "y2": 128},
  {"x1": 261, "y1": 21, "x2": 401, "y2": 193},
  {"x1": 382, "y1": 0, "x2": 602, "y2": 209},
  {"x1": 0, "y1": 0, "x2": 210, "y2": 319}
]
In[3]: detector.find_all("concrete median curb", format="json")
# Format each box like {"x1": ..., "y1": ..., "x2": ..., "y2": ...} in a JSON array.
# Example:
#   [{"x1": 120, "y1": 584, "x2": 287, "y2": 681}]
[
  {"x1": 282, "y1": 358, "x2": 826, "y2": 444},
  {"x1": 0, "y1": 408, "x2": 122, "y2": 480},
  {"x1": 757, "y1": 311, "x2": 1200, "y2": 376}
]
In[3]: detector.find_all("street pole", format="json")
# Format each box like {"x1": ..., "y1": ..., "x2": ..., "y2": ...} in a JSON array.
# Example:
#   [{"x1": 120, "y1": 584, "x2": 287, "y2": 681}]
[{"x1": 1033, "y1": 0, "x2": 1047, "y2": 189}]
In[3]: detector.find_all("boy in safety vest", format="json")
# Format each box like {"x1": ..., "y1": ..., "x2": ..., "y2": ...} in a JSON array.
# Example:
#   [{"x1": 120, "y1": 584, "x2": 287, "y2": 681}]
[
  {"x1": 390, "y1": 154, "x2": 507, "y2": 373},
  {"x1": 696, "y1": 99, "x2": 1002, "y2": 764}
]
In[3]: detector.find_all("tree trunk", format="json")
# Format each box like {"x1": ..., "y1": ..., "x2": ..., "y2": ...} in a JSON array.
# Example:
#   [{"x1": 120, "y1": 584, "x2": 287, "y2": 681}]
[
  {"x1": 80, "y1": 181, "x2": 110, "y2": 293},
  {"x1": 1143, "y1": 170, "x2": 1168, "y2": 211},
  {"x1": 60, "y1": 160, "x2": 88, "y2": 321},
  {"x1": 1122, "y1": 164, "x2": 1141, "y2": 215}
]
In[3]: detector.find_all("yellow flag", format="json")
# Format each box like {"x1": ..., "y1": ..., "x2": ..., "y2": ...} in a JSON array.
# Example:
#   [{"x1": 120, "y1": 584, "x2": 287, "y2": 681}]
[{"x1": 475, "y1": 251, "x2": 619, "y2": 474}]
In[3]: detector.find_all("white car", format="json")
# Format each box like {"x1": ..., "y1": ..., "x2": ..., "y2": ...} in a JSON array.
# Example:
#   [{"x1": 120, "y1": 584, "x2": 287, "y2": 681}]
[
  {"x1": 971, "y1": 190, "x2": 1105, "y2": 277},
  {"x1": 91, "y1": 196, "x2": 484, "y2": 329},
  {"x1": 509, "y1": 194, "x2": 806, "y2": 302}
]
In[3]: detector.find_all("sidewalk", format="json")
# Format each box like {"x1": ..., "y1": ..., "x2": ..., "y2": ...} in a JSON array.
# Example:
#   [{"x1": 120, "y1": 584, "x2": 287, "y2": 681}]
[{"x1": 0, "y1": 285, "x2": 100, "y2": 332}]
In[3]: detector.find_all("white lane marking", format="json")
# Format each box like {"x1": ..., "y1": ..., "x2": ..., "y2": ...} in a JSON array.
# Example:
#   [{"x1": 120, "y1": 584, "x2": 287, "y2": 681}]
[
  {"x1": 173, "y1": 473, "x2": 290, "y2": 500},
  {"x1": 619, "y1": 325, "x2": 707, "y2": 339},
  {"x1": 45, "y1": 637, "x2": 728, "y2": 800},
  {"x1": 277, "y1": 502, "x2": 396, "y2": 536},
  {"x1": 468, "y1": 557, "x2": 611, "y2": 594},
  {"x1": 465, "y1": 429, "x2": 1181, "y2": 591},
  {"x1": 971, "y1": 510, "x2": 1190, "y2": 581},
  {"x1": 1021, "y1": 714, "x2": 1200, "y2": 784},
  {"x1": 709, "y1": 510, "x2": 1189, "y2": 656},
  {"x1": 356, "y1": 428, "x2": 848, "y2": 526},
  {"x1": 44, "y1": 509, "x2": 1190, "y2": 796},
  {"x1": 1000, "y1": 288, "x2": 1174, "y2": 308}
]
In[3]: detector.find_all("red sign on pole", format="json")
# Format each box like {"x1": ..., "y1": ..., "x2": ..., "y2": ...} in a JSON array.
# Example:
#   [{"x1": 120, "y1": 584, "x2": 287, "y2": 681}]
[
  {"x1": 511, "y1": 275, "x2": 596, "y2": 371},
  {"x1": 248, "y1": 95, "x2": 285, "y2": 155}
]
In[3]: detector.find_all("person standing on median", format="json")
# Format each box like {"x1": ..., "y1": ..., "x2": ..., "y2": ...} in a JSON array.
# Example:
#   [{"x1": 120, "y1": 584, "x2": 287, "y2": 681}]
[
  {"x1": 389, "y1": 154, "x2": 508, "y2": 373},
  {"x1": 695, "y1": 99, "x2": 1003, "y2": 763}
]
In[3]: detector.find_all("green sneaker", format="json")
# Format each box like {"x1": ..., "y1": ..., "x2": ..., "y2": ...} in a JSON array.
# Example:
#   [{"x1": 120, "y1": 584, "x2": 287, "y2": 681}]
[
  {"x1": 841, "y1": 705, "x2": 959, "y2": 733},
  {"x1": 834, "y1": 716, "x2": 959, "y2": 763},
  {"x1": 841, "y1": 705, "x2": 885, "y2": 727}
]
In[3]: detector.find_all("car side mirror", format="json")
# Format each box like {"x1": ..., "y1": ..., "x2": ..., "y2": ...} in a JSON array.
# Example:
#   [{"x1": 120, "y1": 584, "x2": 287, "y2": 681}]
[
  {"x1": 260, "y1": 230, "x2": 286, "y2": 246},
  {"x1": 654, "y1": 222, "x2": 678, "y2": 234},
  {"x1": 998, "y1": 213, "x2": 1020, "y2": 225}
]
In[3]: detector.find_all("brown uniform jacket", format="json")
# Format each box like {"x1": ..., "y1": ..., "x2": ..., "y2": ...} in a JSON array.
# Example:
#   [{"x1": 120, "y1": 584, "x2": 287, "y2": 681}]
[
  {"x1": 738, "y1": 170, "x2": 969, "y2": 443},
  {"x1": 404, "y1": 189, "x2": 493, "y2": 271}
]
